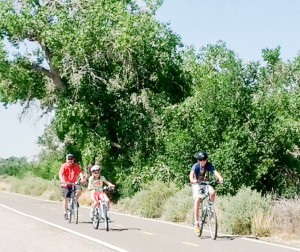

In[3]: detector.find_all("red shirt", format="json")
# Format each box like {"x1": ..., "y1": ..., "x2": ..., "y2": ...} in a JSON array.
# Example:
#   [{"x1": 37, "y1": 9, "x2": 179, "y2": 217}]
[{"x1": 59, "y1": 163, "x2": 82, "y2": 187}]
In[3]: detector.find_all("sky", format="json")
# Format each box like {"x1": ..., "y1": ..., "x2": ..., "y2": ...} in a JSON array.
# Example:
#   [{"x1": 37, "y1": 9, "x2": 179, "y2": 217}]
[{"x1": 1, "y1": 0, "x2": 300, "y2": 160}]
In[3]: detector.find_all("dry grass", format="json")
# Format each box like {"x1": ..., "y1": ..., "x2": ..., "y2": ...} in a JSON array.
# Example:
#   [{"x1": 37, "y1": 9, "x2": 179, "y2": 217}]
[
  {"x1": 251, "y1": 210, "x2": 273, "y2": 237},
  {"x1": 78, "y1": 189, "x2": 93, "y2": 206},
  {"x1": 267, "y1": 197, "x2": 300, "y2": 248}
]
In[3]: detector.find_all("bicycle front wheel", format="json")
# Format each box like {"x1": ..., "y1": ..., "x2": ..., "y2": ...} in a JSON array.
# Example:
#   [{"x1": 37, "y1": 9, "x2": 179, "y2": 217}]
[
  {"x1": 73, "y1": 198, "x2": 78, "y2": 224},
  {"x1": 68, "y1": 198, "x2": 73, "y2": 223},
  {"x1": 207, "y1": 204, "x2": 217, "y2": 240},
  {"x1": 92, "y1": 208, "x2": 99, "y2": 229},
  {"x1": 102, "y1": 204, "x2": 109, "y2": 231}
]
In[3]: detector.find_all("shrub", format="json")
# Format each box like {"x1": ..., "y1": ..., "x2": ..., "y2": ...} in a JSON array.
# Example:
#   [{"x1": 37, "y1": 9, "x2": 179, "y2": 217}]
[
  {"x1": 218, "y1": 186, "x2": 272, "y2": 236},
  {"x1": 0, "y1": 173, "x2": 61, "y2": 201},
  {"x1": 162, "y1": 184, "x2": 193, "y2": 222},
  {"x1": 272, "y1": 197, "x2": 300, "y2": 235},
  {"x1": 117, "y1": 181, "x2": 177, "y2": 218}
]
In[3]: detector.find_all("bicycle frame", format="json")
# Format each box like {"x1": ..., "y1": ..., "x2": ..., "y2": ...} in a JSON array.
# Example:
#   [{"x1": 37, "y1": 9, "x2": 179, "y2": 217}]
[
  {"x1": 197, "y1": 180, "x2": 218, "y2": 239},
  {"x1": 92, "y1": 187, "x2": 111, "y2": 231},
  {"x1": 67, "y1": 182, "x2": 79, "y2": 224}
]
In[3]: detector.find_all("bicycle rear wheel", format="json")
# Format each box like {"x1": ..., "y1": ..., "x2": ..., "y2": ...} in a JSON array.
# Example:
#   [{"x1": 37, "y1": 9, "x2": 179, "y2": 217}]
[
  {"x1": 207, "y1": 204, "x2": 217, "y2": 240},
  {"x1": 92, "y1": 208, "x2": 100, "y2": 229},
  {"x1": 102, "y1": 204, "x2": 109, "y2": 231}
]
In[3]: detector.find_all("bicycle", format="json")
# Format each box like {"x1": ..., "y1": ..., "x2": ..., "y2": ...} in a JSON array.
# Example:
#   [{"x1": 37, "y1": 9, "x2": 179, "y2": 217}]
[
  {"x1": 91, "y1": 186, "x2": 113, "y2": 231},
  {"x1": 196, "y1": 180, "x2": 219, "y2": 240},
  {"x1": 66, "y1": 182, "x2": 80, "y2": 224}
]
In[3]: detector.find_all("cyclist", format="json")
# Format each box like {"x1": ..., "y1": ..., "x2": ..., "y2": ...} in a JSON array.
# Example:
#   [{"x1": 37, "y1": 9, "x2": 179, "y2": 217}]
[
  {"x1": 189, "y1": 150, "x2": 223, "y2": 234},
  {"x1": 59, "y1": 153, "x2": 84, "y2": 220},
  {"x1": 88, "y1": 165, "x2": 115, "y2": 220}
]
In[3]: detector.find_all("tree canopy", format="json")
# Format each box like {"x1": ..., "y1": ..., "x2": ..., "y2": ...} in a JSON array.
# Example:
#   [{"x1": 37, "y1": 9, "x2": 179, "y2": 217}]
[{"x1": 0, "y1": 0, "x2": 299, "y2": 197}]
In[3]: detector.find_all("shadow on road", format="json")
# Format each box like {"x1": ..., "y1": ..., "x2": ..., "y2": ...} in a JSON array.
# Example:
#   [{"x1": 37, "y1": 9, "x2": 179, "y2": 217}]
[
  {"x1": 199, "y1": 234, "x2": 236, "y2": 241},
  {"x1": 107, "y1": 228, "x2": 141, "y2": 232}
]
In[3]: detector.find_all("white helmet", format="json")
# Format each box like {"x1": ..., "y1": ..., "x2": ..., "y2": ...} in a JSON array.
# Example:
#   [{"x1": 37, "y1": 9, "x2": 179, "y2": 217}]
[{"x1": 91, "y1": 165, "x2": 101, "y2": 172}]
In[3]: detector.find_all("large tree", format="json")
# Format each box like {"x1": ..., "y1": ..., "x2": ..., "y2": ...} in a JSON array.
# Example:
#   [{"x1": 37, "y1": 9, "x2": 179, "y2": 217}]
[{"x1": 0, "y1": 0, "x2": 189, "y2": 167}]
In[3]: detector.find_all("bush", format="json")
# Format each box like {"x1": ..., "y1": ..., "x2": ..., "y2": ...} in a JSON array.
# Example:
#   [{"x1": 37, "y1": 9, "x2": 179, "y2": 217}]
[
  {"x1": 0, "y1": 173, "x2": 61, "y2": 201},
  {"x1": 272, "y1": 196, "x2": 300, "y2": 235},
  {"x1": 162, "y1": 184, "x2": 193, "y2": 223},
  {"x1": 117, "y1": 181, "x2": 177, "y2": 218},
  {"x1": 218, "y1": 186, "x2": 272, "y2": 236}
]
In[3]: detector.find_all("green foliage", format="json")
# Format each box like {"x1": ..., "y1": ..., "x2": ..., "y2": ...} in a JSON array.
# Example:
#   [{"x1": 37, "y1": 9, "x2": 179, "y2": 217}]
[
  {"x1": 0, "y1": 0, "x2": 299, "y2": 197},
  {"x1": 0, "y1": 157, "x2": 33, "y2": 177},
  {"x1": 218, "y1": 186, "x2": 272, "y2": 235},
  {"x1": 33, "y1": 150, "x2": 64, "y2": 180}
]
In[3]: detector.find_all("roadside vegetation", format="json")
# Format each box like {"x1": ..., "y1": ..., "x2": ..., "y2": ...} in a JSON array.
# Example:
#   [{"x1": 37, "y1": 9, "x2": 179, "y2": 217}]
[{"x1": 0, "y1": 0, "x2": 299, "y2": 248}]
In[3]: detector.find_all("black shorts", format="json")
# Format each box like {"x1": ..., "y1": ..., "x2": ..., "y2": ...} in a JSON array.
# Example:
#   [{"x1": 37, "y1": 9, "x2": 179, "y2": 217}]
[{"x1": 61, "y1": 184, "x2": 81, "y2": 199}]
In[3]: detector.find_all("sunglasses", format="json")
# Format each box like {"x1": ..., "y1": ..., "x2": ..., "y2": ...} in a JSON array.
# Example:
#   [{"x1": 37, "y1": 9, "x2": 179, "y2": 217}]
[
  {"x1": 67, "y1": 158, "x2": 74, "y2": 160},
  {"x1": 198, "y1": 159, "x2": 207, "y2": 161}
]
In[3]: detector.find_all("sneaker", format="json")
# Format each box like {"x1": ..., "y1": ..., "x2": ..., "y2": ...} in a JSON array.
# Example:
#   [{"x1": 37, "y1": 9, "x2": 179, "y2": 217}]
[
  {"x1": 194, "y1": 225, "x2": 200, "y2": 234},
  {"x1": 64, "y1": 213, "x2": 68, "y2": 220},
  {"x1": 194, "y1": 221, "x2": 200, "y2": 234}
]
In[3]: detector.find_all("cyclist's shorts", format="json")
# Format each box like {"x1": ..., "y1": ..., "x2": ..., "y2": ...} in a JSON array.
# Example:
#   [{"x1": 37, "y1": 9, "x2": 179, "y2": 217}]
[
  {"x1": 61, "y1": 184, "x2": 81, "y2": 199},
  {"x1": 192, "y1": 184, "x2": 212, "y2": 199},
  {"x1": 92, "y1": 191, "x2": 109, "y2": 202}
]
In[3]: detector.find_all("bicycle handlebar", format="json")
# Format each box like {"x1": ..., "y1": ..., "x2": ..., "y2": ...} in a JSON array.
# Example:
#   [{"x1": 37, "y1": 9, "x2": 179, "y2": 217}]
[
  {"x1": 94, "y1": 186, "x2": 114, "y2": 191},
  {"x1": 197, "y1": 179, "x2": 219, "y2": 186},
  {"x1": 65, "y1": 181, "x2": 80, "y2": 186}
]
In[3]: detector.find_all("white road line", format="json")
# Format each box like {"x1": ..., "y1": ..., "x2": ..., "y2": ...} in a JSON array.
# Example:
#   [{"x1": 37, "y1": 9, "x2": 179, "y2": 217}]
[
  {"x1": 1, "y1": 191, "x2": 300, "y2": 251},
  {"x1": 110, "y1": 211, "x2": 300, "y2": 251},
  {"x1": 242, "y1": 238, "x2": 300, "y2": 252},
  {"x1": 182, "y1": 242, "x2": 200, "y2": 247},
  {"x1": 0, "y1": 203, "x2": 128, "y2": 252},
  {"x1": 142, "y1": 231, "x2": 154, "y2": 236}
]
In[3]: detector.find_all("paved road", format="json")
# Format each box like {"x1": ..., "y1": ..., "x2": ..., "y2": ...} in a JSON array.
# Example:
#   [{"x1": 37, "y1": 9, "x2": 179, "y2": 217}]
[{"x1": 0, "y1": 191, "x2": 299, "y2": 252}]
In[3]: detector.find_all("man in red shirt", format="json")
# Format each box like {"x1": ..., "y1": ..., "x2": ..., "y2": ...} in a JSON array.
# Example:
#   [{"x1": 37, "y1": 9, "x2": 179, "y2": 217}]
[{"x1": 59, "y1": 154, "x2": 84, "y2": 220}]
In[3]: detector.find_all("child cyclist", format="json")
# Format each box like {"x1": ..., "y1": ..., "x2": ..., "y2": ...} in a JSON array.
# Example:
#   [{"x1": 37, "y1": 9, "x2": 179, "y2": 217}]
[{"x1": 88, "y1": 165, "x2": 115, "y2": 219}]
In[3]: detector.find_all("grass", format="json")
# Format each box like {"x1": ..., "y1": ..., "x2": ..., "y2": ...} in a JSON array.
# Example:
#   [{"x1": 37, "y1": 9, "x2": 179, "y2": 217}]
[{"x1": 0, "y1": 174, "x2": 61, "y2": 201}]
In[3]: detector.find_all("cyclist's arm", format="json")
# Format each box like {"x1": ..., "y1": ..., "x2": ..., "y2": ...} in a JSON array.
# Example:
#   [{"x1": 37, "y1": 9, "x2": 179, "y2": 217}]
[
  {"x1": 87, "y1": 177, "x2": 93, "y2": 191},
  {"x1": 189, "y1": 170, "x2": 197, "y2": 184},
  {"x1": 213, "y1": 170, "x2": 223, "y2": 183},
  {"x1": 79, "y1": 172, "x2": 84, "y2": 184},
  {"x1": 59, "y1": 165, "x2": 66, "y2": 185},
  {"x1": 104, "y1": 180, "x2": 115, "y2": 188}
]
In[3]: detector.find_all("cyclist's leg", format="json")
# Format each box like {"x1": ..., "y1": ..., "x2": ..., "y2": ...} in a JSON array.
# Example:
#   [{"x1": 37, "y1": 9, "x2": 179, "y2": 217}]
[
  {"x1": 100, "y1": 192, "x2": 111, "y2": 220},
  {"x1": 75, "y1": 184, "x2": 82, "y2": 199},
  {"x1": 208, "y1": 185, "x2": 216, "y2": 202},
  {"x1": 194, "y1": 198, "x2": 200, "y2": 223},
  {"x1": 100, "y1": 193, "x2": 110, "y2": 207},
  {"x1": 192, "y1": 184, "x2": 202, "y2": 223},
  {"x1": 90, "y1": 191, "x2": 99, "y2": 218},
  {"x1": 61, "y1": 187, "x2": 69, "y2": 219}
]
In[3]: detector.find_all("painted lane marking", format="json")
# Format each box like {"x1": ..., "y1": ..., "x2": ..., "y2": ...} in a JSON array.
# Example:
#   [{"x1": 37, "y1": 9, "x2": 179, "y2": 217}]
[
  {"x1": 0, "y1": 203, "x2": 128, "y2": 252},
  {"x1": 182, "y1": 242, "x2": 200, "y2": 247},
  {"x1": 1, "y1": 191, "x2": 300, "y2": 251},
  {"x1": 142, "y1": 231, "x2": 154, "y2": 236}
]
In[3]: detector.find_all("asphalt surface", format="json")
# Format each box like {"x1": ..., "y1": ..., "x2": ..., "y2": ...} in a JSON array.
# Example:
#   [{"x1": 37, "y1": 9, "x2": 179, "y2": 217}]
[{"x1": 0, "y1": 191, "x2": 299, "y2": 252}]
